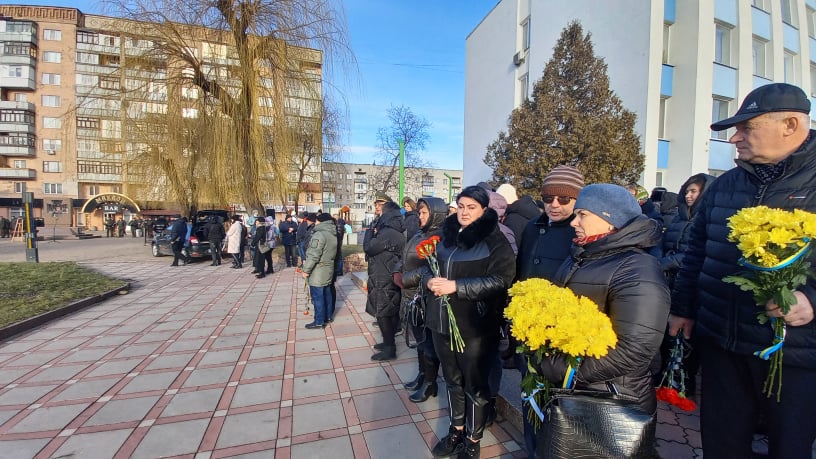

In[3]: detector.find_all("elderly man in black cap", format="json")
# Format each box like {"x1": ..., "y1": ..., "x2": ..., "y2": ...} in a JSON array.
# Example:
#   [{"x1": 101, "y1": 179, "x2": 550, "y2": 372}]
[{"x1": 670, "y1": 83, "x2": 816, "y2": 458}]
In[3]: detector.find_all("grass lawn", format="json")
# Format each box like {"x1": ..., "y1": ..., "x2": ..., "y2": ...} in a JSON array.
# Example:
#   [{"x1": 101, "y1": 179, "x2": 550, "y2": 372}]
[{"x1": 0, "y1": 262, "x2": 126, "y2": 329}]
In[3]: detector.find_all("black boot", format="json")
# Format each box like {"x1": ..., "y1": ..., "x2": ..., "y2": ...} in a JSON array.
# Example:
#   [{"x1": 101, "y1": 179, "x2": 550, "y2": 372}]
[
  {"x1": 373, "y1": 342, "x2": 387, "y2": 350},
  {"x1": 457, "y1": 439, "x2": 480, "y2": 458},
  {"x1": 409, "y1": 379, "x2": 438, "y2": 403},
  {"x1": 484, "y1": 397, "x2": 497, "y2": 427},
  {"x1": 431, "y1": 425, "x2": 465, "y2": 457},
  {"x1": 405, "y1": 351, "x2": 425, "y2": 390},
  {"x1": 371, "y1": 345, "x2": 396, "y2": 361}
]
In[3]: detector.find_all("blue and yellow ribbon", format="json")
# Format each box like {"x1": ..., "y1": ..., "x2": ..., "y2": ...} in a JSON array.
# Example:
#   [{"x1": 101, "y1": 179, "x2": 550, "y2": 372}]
[
  {"x1": 754, "y1": 318, "x2": 786, "y2": 360},
  {"x1": 739, "y1": 239, "x2": 812, "y2": 272}
]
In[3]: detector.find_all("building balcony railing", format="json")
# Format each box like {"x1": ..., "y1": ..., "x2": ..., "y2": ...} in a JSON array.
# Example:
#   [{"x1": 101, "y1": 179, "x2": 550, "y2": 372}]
[
  {"x1": 76, "y1": 42, "x2": 120, "y2": 54},
  {"x1": 0, "y1": 30, "x2": 37, "y2": 45},
  {"x1": 77, "y1": 172, "x2": 121, "y2": 182},
  {"x1": 0, "y1": 167, "x2": 35, "y2": 179},
  {"x1": 0, "y1": 122, "x2": 35, "y2": 134},
  {"x1": 0, "y1": 54, "x2": 36, "y2": 68},
  {"x1": 0, "y1": 145, "x2": 35, "y2": 156},
  {"x1": 0, "y1": 73, "x2": 35, "y2": 91}
]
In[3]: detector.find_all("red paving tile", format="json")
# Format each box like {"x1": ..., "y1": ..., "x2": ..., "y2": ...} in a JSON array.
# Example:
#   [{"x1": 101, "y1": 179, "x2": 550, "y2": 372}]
[{"x1": 0, "y1": 263, "x2": 715, "y2": 458}]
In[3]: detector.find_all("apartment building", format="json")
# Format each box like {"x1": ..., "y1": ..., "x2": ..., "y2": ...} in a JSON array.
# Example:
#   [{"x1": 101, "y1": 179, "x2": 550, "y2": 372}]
[
  {"x1": 464, "y1": 0, "x2": 816, "y2": 193},
  {"x1": 0, "y1": 5, "x2": 322, "y2": 229},
  {"x1": 322, "y1": 162, "x2": 462, "y2": 226}
]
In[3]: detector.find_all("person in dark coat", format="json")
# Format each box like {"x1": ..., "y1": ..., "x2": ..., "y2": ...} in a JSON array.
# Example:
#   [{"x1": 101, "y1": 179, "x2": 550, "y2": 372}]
[
  {"x1": 327, "y1": 214, "x2": 345, "y2": 322},
  {"x1": 514, "y1": 164, "x2": 584, "y2": 456},
  {"x1": 250, "y1": 218, "x2": 272, "y2": 278},
  {"x1": 402, "y1": 197, "x2": 421, "y2": 240},
  {"x1": 425, "y1": 186, "x2": 516, "y2": 459},
  {"x1": 169, "y1": 217, "x2": 189, "y2": 267},
  {"x1": 296, "y1": 212, "x2": 311, "y2": 267},
  {"x1": 364, "y1": 200, "x2": 405, "y2": 361},
  {"x1": 302, "y1": 213, "x2": 339, "y2": 328},
  {"x1": 496, "y1": 183, "x2": 541, "y2": 243},
  {"x1": 279, "y1": 214, "x2": 298, "y2": 268},
  {"x1": 535, "y1": 184, "x2": 669, "y2": 457},
  {"x1": 397, "y1": 197, "x2": 448, "y2": 403},
  {"x1": 670, "y1": 83, "x2": 816, "y2": 458},
  {"x1": 116, "y1": 218, "x2": 126, "y2": 237},
  {"x1": 203, "y1": 215, "x2": 226, "y2": 266}
]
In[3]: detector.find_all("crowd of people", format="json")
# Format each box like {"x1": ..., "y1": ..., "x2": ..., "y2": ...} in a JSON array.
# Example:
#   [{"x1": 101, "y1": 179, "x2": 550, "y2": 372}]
[{"x1": 326, "y1": 83, "x2": 816, "y2": 459}]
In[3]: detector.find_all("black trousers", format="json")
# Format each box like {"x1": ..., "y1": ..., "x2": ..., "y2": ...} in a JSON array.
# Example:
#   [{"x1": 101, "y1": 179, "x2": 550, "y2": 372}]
[
  {"x1": 432, "y1": 330, "x2": 498, "y2": 441},
  {"x1": 254, "y1": 248, "x2": 273, "y2": 273},
  {"x1": 210, "y1": 239, "x2": 222, "y2": 264},
  {"x1": 284, "y1": 244, "x2": 297, "y2": 267},
  {"x1": 171, "y1": 240, "x2": 185, "y2": 265},
  {"x1": 377, "y1": 314, "x2": 400, "y2": 347},
  {"x1": 699, "y1": 338, "x2": 816, "y2": 458}
]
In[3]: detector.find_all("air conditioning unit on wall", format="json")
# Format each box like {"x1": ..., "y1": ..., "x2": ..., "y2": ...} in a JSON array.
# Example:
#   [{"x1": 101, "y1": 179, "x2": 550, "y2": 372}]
[{"x1": 513, "y1": 51, "x2": 525, "y2": 66}]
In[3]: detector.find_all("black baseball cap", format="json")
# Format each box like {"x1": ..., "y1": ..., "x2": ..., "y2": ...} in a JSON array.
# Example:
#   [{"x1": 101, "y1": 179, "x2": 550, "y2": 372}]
[{"x1": 711, "y1": 83, "x2": 811, "y2": 131}]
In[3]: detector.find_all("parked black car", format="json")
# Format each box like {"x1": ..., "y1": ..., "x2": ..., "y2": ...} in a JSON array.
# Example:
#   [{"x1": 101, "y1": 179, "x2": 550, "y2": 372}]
[{"x1": 151, "y1": 210, "x2": 229, "y2": 258}]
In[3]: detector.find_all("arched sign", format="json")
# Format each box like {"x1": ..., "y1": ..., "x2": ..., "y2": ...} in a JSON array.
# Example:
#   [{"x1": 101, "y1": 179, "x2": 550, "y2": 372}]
[{"x1": 80, "y1": 192, "x2": 141, "y2": 214}]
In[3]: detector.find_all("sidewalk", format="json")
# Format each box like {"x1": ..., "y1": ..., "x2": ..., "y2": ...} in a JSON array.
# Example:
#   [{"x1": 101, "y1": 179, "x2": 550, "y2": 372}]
[{"x1": 0, "y1": 262, "x2": 524, "y2": 458}]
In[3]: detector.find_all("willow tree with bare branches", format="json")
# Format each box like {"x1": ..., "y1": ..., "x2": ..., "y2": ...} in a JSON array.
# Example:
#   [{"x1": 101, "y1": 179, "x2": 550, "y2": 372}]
[{"x1": 98, "y1": 0, "x2": 355, "y2": 214}]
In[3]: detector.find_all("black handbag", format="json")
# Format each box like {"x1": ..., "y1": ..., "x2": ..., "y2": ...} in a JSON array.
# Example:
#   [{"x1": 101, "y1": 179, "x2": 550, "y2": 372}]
[{"x1": 537, "y1": 384, "x2": 656, "y2": 459}]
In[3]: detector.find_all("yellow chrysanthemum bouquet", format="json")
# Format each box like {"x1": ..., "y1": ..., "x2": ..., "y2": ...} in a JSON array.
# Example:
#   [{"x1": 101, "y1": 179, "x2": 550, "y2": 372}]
[
  {"x1": 723, "y1": 206, "x2": 816, "y2": 401},
  {"x1": 504, "y1": 278, "x2": 617, "y2": 428}
]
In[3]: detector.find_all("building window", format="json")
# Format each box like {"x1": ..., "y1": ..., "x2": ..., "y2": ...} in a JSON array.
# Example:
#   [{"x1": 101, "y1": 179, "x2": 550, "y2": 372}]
[
  {"x1": 752, "y1": 0, "x2": 768, "y2": 11},
  {"x1": 88, "y1": 184, "x2": 99, "y2": 195},
  {"x1": 8, "y1": 66, "x2": 22, "y2": 77},
  {"x1": 43, "y1": 29, "x2": 61, "y2": 40},
  {"x1": 43, "y1": 139, "x2": 61, "y2": 152},
  {"x1": 42, "y1": 95, "x2": 60, "y2": 107},
  {"x1": 306, "y1": 193, "x2": 314, "y2": 203},
  {"x1": 13, "y1": 183, "x2": 23, "y2": 193},
  {"x1": 714, "y1": 23, "x2": 732, "y2": 67},
  {"x1": 77, "y1": 160, "x2": 122, "y2": 175},
  {"x1": 43, "y1": 161, "x2": 62, "y2": 173},
  {"x1": 5, "y1": 21, "x2": 32, "y2": 33},
  {"x1": 287, "y1": 193, "x2": 296, "y2": 203},
  {"x1": 182, "y1": 107, "x2": 198, "y2": 118},
  {"x1": 77, "y1": 30, "x2": 98, "y2": 44},
  {"x1": 13, "y1": 160, "x2": 26, "y2": 168},
  {"x1": 808, "y1": 8, "x2": 816, "y2": 38},
  {"x1": 43, "y1": 117, "x2": 61, "y2": 129},
  {"x1": 0, "y1": 109, "x2": 34, "y2": 123},
  {"x1": 518, "y1": 73, "x2": 529, "y2": 103},
  {"x1": 784, "y1": 50, "x2": 799, "y2": 84},
  {"x1": 41, "y1": 73, "x2": 60, "y2": 85},
  {"x1": 77, "y1": 117, "x2": 99, "y2": 129},
  {"x1": 663, "y1": 23, "x2": 671, "y2": 64},
  {"x1": 181, "y1": 86, "x2": 199, "y2": 99},
  {"x1": 77, "y1": 52, "x2": 99, "y2": 65},
  {"x1": 4, "y1": 42, "x2": 36, "y2": 58},
  {"x1": 782, "y1": 0, "x2": 797, "y2": 26},
  {"x1": 658, "y1": 97, "x2": 668, "y2": 139},
  {"x1": 752, "y1": 38, "x2": 769, "y2": 78},
  {"x1": 43, "y1": 183, "x2": 62, "y2": 194},
  {"x1": 712, "y1": 97, "x2": 732, "y2": 140},
  {"x1": 0, "y1": 133, "x2": 35, "y2": 146},
  {"x1": 42, "y1": 51, "x2": 61, "y2": 63},
  {"x1": 111, "y1": 185, "x2": 121, "y2": 193},
  {"x1": 521, "y1": 17, "x2": 531, "y2": 51}
]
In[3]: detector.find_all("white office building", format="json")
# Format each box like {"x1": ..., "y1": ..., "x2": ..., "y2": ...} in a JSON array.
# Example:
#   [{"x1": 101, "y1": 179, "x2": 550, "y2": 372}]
[{"x1": 464, "y1": 0, "x2": 816, "y2": 193}]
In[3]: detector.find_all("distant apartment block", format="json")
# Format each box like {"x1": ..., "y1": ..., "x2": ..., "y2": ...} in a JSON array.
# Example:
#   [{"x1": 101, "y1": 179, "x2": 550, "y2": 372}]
[
  {"x1": 465, "y1": 0, "x2": 816, "y2": 193},
  {"x1": 0, "y1": 5, "x2": 322, "y2": 228}
]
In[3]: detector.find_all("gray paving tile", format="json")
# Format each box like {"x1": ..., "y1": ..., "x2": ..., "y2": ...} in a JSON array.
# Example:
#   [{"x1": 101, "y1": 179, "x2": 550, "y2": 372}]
[
  {"x1": 0, "y1": 341, "x2": 48, "y2": 354},
  {"x1": 231, "y1": 380, "x2": 282, "y2": 408},
  {"x1": 354, "y1": 390, "x2": 408, "y2": 423},
  {"x1": 130, "y1": 418, "x2": 209, "y2": 459},
  {"x1": 37, "y1": 337, "x2": 89, "y2": 351},
  {"x1": 87, "y1": 358, "x2": 143, "y2": 377},
  {"x1": 26, "y1": 363, "x2": 90, "y2": 383},
  {"x1": 0, "y1": 438, "x2": 50, "y2": 459},
  {"x1": 0, "y1": 384, "x2": 58, "y2": 405},
  {"x1": 241, "y1": 359, "x2": 284, "y2": 380},
  {"x1": 0, "y1": 409, "x2": 16, "y2": 426},
  {"x1": 253, "y1": 331, "x2": 288, "y2": 345},
  {"x1": 85, "y1": 395, "x2": 160, "y2": 426},
  {"x1": 183, "y1": 366, "x2": 234, "y2": 388},
  {"x1": 134, "y1": 330, "x2": 176, "y2": 344},
  {"x1": 216, "y1": 409, "x2": 280, "y2": 449},
  {"x1": 248, "y1": 344, "x2": 286, "y2": 360},
  {"x1": 164, "y1": 338, "x2": 207, "y2": 352},
  {"x1": 162, "y1": 388, "x2": 223, "y2": 417},
  {"x1": 198, "y1": 348, "x2": 242, "y2": 366},
  {"x1": 144, "y1": 353, "x2": 195, "y2": 371},
  {"x1": 111, "y1": 342, "x2": 162, "y2": 359},
  {"x1": 51, "y1": 377, "x2": 118, "y2": 402},
  {"x1": 91, "y1": 334, "x2": 132, "y2": 347},
  {"x1": 6, "y1": 351, "x2": 62, "y2": 367},
  {"x1": 293, "y1": 372, "x2": 339, "y2": 399},
  {"x1": 119, "y1": 371, "x2": 179, "y2": 394},
  {"x1": 364, "y1": 423, "x2": 432, "y2": 459},
  {"x1": 290, "y1": 435, "x2": 354, "y2": 458},
  {"x1": 64, "y1": 326, "x2": 112, "y2": 338},
  {"x1": 0, "y1": 368, "x2": 31, "y2": 386},
  {"x1": 294, "y1": 338, "x2": 329, "y2": 354},
  {"x1": 294, "y1": 355, "x2": 333, "y2": 373},
  {"x1": 339, "y1": 348, "x2": 378, "y2": 367},
  {"x1": 334, "y1": 335, "x2": 369, "y2": 349},
  {"x1": 291, "y1": 399, "x2": 347, "y2": 436},
  {"x1": 211, "y1": 334, "x2": 249, "y2": 349},
  {"x1": 50, "y1": 427, "x2": 133, "y2": 459},
  {"x1": 345, "y1": 366, "x2": 394, "y2": 390},
  {"x1": 8, "y1": 402, "x2": 90, "y2": 433}
]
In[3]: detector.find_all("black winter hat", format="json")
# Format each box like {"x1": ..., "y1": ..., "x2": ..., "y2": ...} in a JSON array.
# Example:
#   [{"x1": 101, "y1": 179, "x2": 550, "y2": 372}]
[{"x1": 316, "y1": 213, "x2": 333, "y2": 222}]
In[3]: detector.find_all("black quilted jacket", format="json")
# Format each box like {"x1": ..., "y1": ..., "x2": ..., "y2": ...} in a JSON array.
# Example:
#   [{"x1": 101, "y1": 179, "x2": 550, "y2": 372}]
[
  {"x1": 536, "y1": 216, "x2": 670, "y2": 414},
  {"x1": 423, "y1": 208, "x2": 516, "y2": 339},
  {"x1": 672, "y1": 132, "x2": 816, "y2": 369},
  {"x1": 364, "y1": 207, "x2": 405, "y2": 318}
]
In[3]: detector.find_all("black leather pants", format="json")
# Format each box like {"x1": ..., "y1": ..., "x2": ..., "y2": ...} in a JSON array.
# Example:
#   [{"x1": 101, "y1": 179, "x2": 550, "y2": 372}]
[{"x1": 432, "y1": 330, "x2": 499, "y2": 441}]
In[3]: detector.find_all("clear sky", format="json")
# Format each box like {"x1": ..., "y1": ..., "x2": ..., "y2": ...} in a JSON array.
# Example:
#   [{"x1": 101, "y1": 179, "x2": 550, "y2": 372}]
[{"x1": 5, "y1": 0, "x2": 498, "y2": 170}]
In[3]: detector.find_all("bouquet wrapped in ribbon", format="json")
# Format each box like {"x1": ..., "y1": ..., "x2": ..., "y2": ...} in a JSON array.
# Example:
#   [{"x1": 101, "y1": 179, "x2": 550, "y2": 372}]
[
  {"x1": 504, "y1": 278, "x2": 617, "y2": 428},
  {"x1": 655, "y1": 335, "x2": 697, "y2": 411},
  {"x1": 723, "y1": 206, "x2": 816, "y2": 401},
  {"x1": 416, "y1": 235, "x2": 465, "y2": 352}
]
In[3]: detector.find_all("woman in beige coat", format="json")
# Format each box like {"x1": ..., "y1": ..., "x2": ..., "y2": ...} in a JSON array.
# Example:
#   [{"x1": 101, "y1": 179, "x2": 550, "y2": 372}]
[{"x1": 226, "y1": 215, "x2": 244, "y2": 268}]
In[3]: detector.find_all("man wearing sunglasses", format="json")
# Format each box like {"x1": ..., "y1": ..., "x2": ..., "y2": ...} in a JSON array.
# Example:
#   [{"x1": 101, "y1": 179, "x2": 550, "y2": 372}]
[{"x1": 514, "y1": 164, "x2": 585, "y2": 456}]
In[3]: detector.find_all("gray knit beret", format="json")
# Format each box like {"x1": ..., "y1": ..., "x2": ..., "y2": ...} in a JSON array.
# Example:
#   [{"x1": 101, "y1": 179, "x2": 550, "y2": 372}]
[{"x1": 574, "y1": 184, "x2": 641, "y2": 229}]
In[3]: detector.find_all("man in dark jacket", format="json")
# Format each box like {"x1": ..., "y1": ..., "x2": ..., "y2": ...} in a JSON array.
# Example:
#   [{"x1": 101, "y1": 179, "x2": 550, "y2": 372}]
[
  {"x1": 203, "y1": 216, "x2": 226, "y2": 266},
  {"x1": 295, "y1": 212, "x2": 312, "y2": 268},
  {"x1": 279, "y1": 214, "x2": 298, "y2": 268},
  {"x1": 495, "y1": 183, "x2": 541, "y2": 243},
  {"x1": 169, "y1": 217, "x2": 188, "y2": 267},
  {"x1": 670, "y1": 83, "x2": 816, "y2": 458}
]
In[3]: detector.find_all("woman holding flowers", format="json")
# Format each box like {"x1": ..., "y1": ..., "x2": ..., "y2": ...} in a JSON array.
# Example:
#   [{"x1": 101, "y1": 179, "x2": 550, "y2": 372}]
[
  {"x1": 425, "y1": 185, "x2": 516, "y2": 459},
  {"x1": 395, "y1": 197, "x2": 449, "y2": 403},
  {"x1": 538, "y1": 184, "x2": 670, "y2": 437}
]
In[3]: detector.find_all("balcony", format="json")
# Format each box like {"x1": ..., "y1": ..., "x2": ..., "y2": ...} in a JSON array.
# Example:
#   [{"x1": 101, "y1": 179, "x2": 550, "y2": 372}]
[
  {"x1": 0, "y1": 145, "x2": 35, "y2": 156},
  {"x1": 0, "y1": 167, "x2": 35, "y2": 179},
  {"x1": 77, "y1": 172, "x2": 121, "y2": 182}
]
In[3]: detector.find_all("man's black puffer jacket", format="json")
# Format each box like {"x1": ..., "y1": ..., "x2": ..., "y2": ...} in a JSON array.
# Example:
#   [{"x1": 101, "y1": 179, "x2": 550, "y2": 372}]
[
  {"x1": 516, "y1": 213, "x2": 575, "y2": 281},
  {"x1": 503, "y1": 194, "x2": 541, "y2": 243},
  {"x1": 424, "y1": 208, "x2": 516, "y2": 339},
  {"x1": 672, "y1": 132, "x2": 816, "y2": 369},
  {"x1": 364, "y1": 205, "x2": 406, "y2": 318},
  {"x1": 537, "y1": 216, "x2": 670, "y2": 414}
]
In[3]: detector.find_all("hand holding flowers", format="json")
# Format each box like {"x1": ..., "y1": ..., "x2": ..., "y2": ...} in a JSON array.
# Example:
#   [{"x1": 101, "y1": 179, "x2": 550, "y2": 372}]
[
  {"x1": 417, "y1": 235, "x2": 465, "y2": 352},
  {"x1": 723, "y1": 206, "x2": 816, "y2": 401}
]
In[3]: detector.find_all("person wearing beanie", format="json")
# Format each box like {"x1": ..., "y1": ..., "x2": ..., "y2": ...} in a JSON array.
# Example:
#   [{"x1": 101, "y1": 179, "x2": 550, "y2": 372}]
[
  {"x1": 427, "y1": 185, "x2": 516, "y2": 459},
  {"x1": 501, "y1": 183, "x2": 542, "y2": 244},
  {"x1": 514, "y1": 164, "x2": 584, "y2": 455},
  {"x1": 301, "y1": 213, "x2": 338, "y2": 329},
  {"x1": 364, "y1": 199, "x2": 406, "y2": 360},
  {"x1": 279, "y1": 213, "x2": 299, "y2": 268},
  {"x1": 250, "y1": 217, "x2": 273, "y2": 278},
  {"x1": 495, "y1": 183, "x2": 519, "y2": 205},
  {"x1": 529, "y1": 183, "x2": 668, "y2": 457}
]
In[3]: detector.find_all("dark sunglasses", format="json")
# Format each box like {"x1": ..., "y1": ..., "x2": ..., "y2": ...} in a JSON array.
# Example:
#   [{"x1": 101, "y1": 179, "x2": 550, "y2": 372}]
[{"x1": 541, "y1": 195, "x2": 573, "y2": 205}]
